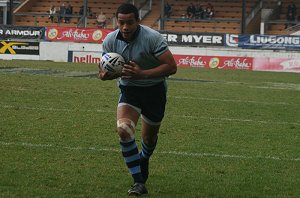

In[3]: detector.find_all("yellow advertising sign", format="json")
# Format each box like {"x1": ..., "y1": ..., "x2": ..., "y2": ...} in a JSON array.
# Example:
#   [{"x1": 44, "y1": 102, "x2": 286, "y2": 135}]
[
  {"x1": 0, "y1": 41, "x2": 28, "y2": 54},
  {"x1": 0, "y1": 41, "x2": 39, "y2": 55}
]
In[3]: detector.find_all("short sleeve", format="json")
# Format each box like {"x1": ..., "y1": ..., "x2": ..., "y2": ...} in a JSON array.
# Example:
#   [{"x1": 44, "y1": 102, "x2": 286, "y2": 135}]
[{"x1": 152, "y1": 34, "x2": 169, "y2": 57}]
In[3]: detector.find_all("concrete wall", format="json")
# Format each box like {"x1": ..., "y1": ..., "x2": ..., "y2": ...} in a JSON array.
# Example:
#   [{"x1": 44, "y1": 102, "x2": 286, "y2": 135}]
[
  {"x1": 1, "y1": 42, "x2": 300, "y2": 73},
  {"x1": 1, "y1": 41, "x2": 300, "y2": 61}
]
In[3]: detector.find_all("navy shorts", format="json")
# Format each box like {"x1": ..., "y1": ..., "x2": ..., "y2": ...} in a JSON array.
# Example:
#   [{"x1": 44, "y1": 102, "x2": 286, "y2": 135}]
[{"x1": 118, "y1": 82, "x2": 167, "y2": 124}]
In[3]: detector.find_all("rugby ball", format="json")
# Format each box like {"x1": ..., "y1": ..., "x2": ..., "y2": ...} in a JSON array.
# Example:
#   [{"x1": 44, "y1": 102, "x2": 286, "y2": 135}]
[{"x1": 100, "y1": 52, "x2": 125, "y2": 73}]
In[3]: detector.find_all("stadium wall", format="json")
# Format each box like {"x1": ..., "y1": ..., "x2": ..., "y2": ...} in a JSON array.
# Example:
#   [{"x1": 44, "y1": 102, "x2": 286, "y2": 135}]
[
  {"x1": 3, "y1": 41, "x2": 300, "y2": 60},
  {"x1": 1, "y1": 25, "x2": 300, "y2": 72},
  {"x1": 1, "y1": 41, "x2": 300, "y2": 73}
]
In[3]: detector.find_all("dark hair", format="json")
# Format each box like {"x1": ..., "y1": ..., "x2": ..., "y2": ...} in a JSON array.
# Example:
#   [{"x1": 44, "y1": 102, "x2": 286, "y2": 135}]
[{"x1": 116, "y1": 3, "x2": 139, "y2": 20}]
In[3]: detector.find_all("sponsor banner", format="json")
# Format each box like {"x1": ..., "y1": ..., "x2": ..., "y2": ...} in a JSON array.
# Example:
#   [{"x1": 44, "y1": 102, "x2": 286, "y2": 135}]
[
  {"x1": 46, "y1": 27, "x2": 112, "y2": 43},
  {"x1": 225, "y1": 34, "x2": 239, "y2": 47},
  {"x1": 0, "y1": 25, "x2": 45, "y2": 40},
  {"x1": 160, "y1": 32, "x2": 224, "y2": 46},
  {"x1": 0, "y1": 41, "x2": 39, "y2": 55},
  {"x1": 253, "y1": 57, "x2": 300, "y2": 72},
  {"x1": 69, "y1": 51, "x2": 102, "y2": 64},
  {"x1": 174, "y1": 54, "x2": 253, "y2": 70},
  {"x1": 238, "y1": 35, "x2": 300, "y2": 50}
]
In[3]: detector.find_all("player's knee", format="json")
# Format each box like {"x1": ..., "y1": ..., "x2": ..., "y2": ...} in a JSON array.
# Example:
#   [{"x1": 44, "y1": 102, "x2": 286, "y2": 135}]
[{"x1": 117, "y1": 118, "x2": 135, "y2": 141}]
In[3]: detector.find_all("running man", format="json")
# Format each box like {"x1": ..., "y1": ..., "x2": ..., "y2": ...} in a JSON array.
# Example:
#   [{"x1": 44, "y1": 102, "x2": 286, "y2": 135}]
[{"x1": 99, "y1": 3, "x2": 177, "y2": 196}]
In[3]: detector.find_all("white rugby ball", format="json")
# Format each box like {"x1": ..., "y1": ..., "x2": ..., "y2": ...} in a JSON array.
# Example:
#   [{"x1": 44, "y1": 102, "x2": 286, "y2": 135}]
[{"x1": 100, "y1": 52, "x2": 125, "y2": 73}]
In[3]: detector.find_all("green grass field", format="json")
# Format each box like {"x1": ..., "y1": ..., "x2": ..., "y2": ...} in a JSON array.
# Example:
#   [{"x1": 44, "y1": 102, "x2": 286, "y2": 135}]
[{"x1": 0, "y1": 60, "x2": 299, "y2": 197}]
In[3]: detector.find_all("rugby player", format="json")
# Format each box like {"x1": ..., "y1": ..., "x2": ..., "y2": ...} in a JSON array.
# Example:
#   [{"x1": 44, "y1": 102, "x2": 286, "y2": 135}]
[{"x1": 99, "y1": 3, "x2": 177, "y2": 196}]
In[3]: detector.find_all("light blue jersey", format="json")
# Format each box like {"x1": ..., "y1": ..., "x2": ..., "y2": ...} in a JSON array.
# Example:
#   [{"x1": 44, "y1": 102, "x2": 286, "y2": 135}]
[{"x1": 102, "y1": 25, "x2": 169, "y2": 87}]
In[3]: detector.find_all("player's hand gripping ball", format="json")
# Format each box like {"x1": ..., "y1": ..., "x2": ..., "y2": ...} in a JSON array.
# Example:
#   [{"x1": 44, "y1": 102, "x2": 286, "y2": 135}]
[{"x1": 100, "y1": 52, "x2": 125, "y2": 74}]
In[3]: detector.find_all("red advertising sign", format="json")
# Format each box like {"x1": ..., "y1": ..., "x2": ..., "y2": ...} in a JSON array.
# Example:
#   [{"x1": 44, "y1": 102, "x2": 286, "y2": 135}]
[
  {"x1": 174, "y1": 54, "x2": 253, "y2": 70},
  {"x1": 253, "y1": 58, "x2": 300, "y2": 72},
  {"x1": 46, "y1": 27, "x2": 112, "y2": 43}
]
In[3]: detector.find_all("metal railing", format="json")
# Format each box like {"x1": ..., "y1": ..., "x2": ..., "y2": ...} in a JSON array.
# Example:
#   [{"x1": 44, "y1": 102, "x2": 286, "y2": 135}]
[
  {"x1": 286, "y1": 23, "x2": 300, "y2": 34},
  {"x1": 246, "y1": 0, "x2": 263, "y2": 26},
  {"x1": 138, "y1": 0, "x2": 152, "y2": 20}
]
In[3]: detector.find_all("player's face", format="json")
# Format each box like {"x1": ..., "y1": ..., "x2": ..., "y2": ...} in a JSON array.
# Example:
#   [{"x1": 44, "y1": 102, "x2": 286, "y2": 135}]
[{"x1": 117, "y1": 13, "x2": 139, "y2": 41}]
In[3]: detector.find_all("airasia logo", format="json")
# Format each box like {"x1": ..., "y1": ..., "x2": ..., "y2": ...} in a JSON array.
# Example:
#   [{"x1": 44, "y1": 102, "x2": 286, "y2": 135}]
[
  {"x1": 175, "y1": 55, "x2": 253, "y2": 70},
  {"x1": 57, "y1": 29, "x2": 89, "y2": 40},
  {"x1": 222, "y1": 58, "x2": 252, "y2": 69},
  {"x1": 178, "y1": 56, "x2": 206, "y2": 67}
]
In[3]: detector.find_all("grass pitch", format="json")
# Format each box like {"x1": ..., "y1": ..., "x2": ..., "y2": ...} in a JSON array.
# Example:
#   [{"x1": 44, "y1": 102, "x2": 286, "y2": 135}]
[{"x1": 0, "y1": 60, "x2": 299, "y2": 197}]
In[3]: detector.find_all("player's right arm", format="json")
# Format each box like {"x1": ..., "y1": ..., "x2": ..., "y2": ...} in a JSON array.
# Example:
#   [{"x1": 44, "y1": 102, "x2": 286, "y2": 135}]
[{"x1": 98, "y1": 33, "x2": 121, "y2": 81}]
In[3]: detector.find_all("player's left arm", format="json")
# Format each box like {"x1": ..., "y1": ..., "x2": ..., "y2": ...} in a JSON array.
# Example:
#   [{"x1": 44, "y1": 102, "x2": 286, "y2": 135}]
[{"x1": 122, "y1": 50, "x2": 177, "y2": 79}]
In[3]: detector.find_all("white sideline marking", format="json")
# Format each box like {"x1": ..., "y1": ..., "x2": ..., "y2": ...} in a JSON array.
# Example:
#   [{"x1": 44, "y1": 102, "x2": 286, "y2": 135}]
[
  {"x1": 249, "y1": 83, "x2": 300, "y2": 91},
  {"x1": 1, "y1": 104, "x2": 115, "y2": 113},
  {"x1": 174, "y1": 115, "x2": 300, "y2": 126},
  {"x1": 171, "y1": 96, "x2": 290, "y2": 105},
  {"x1": 170, "y1": 79, "x2": 300, "y2": 91},
  {"x1": 1, "y1": 104, "x2": 300, "y2": 126},
  {"x1": 159, "y1": 151, "x2": 300, "y2": 161},
  {"x1": 1, "y1": 141, "x2": 299, "y2": 162},
  {"x1": 0, "y1": 86, "x2": 293, "y2": 106}
]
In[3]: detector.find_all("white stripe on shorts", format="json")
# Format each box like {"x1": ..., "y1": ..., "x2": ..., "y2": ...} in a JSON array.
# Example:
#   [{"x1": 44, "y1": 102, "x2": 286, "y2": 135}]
[
  {"x1": 141, "y1": 115, "x2": 161, "y2": 126},
  {"x1": 118, "y1": 102, "x2": 142, "y2": 114},
  {"x1": 118, "y1": 103, "x2": 161, "y2": 126}
]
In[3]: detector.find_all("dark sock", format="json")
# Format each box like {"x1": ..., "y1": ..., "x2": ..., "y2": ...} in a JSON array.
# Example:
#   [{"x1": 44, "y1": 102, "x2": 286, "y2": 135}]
[
  {"x1": 120, "y1": 139, "x2": 144, "y2": 183},
  {"x1": 140, "y1": 139, "x2": 157, "y2": 160},
  {"x1": 139, "y1": 139, "x2": 157, "y2": 183}
]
